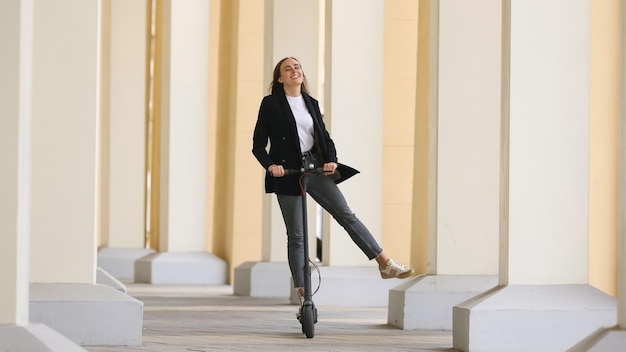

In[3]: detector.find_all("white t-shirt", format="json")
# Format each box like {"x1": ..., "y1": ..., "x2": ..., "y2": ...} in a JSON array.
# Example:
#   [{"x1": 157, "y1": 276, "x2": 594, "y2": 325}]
[{"x1": 286, "y1": 95, "x2": 315, "y2": 153}]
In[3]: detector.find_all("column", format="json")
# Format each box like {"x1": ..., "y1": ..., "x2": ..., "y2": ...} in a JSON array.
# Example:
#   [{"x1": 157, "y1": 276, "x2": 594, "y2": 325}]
[
  {"x1": 298, "y1": 0, "x2": 400, "y2": 307},
  {"x1": 381, "y1": 0, "x2": 417, "y2": 279},
  {"x1": 97, "y1": 0, "x2": 154, "y2": 282},
  {"x1": 135, "y1": 0, "x2": 227, "y2": 285},
  {"x1": 0, "y1": 0, "x2": 32, "y2": 329},
  {"x1": 0, "y1": 1, "x2": 83, "y2": 350},
  {"x1": 265, "y1": 0, "x2": 322, "y2": 263},
  {"x1": 616, "y1": 2, "x2": 626, "y2": 337},
  {"x1": 388, "y1": 0, "x2": 500, "y2": 330},
  {"x1": 453, "y1": 1, "x2": 616, "y2": 351},
  {"x1": 569, "y1": 0, "x2": 626, "y2": 349},
  {"x1": 233, "y1": 0, "x2": 322, "y2": 298},
  {"x1": 28, "y1": 0, "x2": 142, "y2": 345},
  {"x1": 324, "y1": 0, "x2": 383, "y2": 266}
]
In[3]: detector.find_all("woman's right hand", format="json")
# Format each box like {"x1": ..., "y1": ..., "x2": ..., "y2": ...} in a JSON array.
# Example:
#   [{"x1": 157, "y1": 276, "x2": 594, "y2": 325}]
[{"x1": 268, "y1": 164, "x2": 285, "y2": 177}]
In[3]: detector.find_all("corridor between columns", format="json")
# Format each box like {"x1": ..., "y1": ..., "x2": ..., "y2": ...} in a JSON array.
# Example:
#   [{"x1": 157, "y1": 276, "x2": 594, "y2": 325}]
[{"x1": 1, "y1": 1, "x2": 624, "y2": 351}]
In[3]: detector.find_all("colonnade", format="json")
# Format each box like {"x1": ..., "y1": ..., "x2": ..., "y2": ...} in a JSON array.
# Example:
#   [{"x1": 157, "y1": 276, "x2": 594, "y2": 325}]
[{"x1": 1, "y1": 0, "x2": 625, "y2": 351}]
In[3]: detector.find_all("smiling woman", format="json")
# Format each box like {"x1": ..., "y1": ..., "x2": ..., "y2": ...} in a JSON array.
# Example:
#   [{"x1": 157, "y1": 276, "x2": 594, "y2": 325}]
[
  {"x1": 252, "y1": 57, "x2": 415, "y2": 326},
  {"x1": 271, "y1": 57, "x2": 312, "y2": 96}
]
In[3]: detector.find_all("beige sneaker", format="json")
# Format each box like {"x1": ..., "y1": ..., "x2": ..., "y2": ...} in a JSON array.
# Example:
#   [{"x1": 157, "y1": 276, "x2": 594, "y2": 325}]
[
  {"x1": 379, "y1": 259, "x2": 415, "y2": 279},
  {"x1": 296, "y1": 287, "x2": 304, "y2": 320}
]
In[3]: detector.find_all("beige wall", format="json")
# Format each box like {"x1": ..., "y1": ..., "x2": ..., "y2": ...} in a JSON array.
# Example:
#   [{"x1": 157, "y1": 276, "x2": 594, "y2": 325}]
[{"x1": 589, "y1": 0, "x2": 620, "y2": 296}]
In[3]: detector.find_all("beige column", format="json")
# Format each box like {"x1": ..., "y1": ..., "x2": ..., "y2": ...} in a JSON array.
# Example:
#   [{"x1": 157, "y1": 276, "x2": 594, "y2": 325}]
[
  {"x1": 135, "y1": 0, "x2": 227, "y2": 285},
  {"x1": 323, "y1": 0, "x2": 384, "y2": 266},
  {"x1": 97, "y1": 0, "x2": 154, "y2": 281},
  {"x1": 589, "y1": 0, "x2": 620, "y2": 297},
  {"x1": 27, "y1": 0, "x2": 143, "y2": 346},
  {"x1": 30, "y1": 0, "x2": 99, "y2": 285},
  {"x1": 233, "y1": 0, "x2": 321, "y2": 298},
  {"x1": 621, "y1": 0, "x2": 626, "y2": 330},
  {"x1": 453, "y1": 1, "x2": 616, "y2": 351},
  {"x1": 279, "y1": 0, "x2": 405, "y2": 307},
  {"x1": 381, "y1": 0, "x2": 418, "y2": 268},
  {"x1": 158, "y1": 0, "x2": 209, "y2": 253},
  {"x1": 388, "y1": 0, "x2": 500, "y2": 330},
  {"x1": 212, "y1": 0, "x2": 266, "y2": 286},
  {"x1": 101, "y1": 0, "x2": 147, "y2": 250},
  {"x1": 0, "y1": 0, "x2": 32, "y2": 327},
  {"x1": 0, "y1": 3, "x2": 85, "y2": 350},
  {"x1": 571, "y1": 1, "x2": 626, "y2": 349},
  {"x1": 616, "y1": 56, "x2": 626, "y2": 341},
  {"x1": 262, "y1": 0, "x2": 322, "y2": 263}
]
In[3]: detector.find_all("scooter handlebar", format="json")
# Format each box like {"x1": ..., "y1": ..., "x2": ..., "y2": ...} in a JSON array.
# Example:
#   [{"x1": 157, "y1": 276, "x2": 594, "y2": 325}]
[
  {"x1": 266, "y1": 167, "x2": 326, "y2": 176},
  {"x1": 283, "y1": 167, "x2": 325, "y2": 175}
]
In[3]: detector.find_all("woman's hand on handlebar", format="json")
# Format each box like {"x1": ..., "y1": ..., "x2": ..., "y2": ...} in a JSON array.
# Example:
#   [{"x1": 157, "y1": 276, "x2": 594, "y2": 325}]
[
  {"x1": 268, "y1": 164, "x2": 285, "y2": 177},
  {"x1": 269, "y1": 162, "x2": 335, "y2": 177},
  {"x1": 323, "y1": 162, "x2": 337, "y2": 175}
]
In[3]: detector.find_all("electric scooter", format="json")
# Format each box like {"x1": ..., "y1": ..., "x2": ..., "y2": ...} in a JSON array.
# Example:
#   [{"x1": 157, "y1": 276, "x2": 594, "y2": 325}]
[{"x1": 282, "y1": 163, "x2": 324, "y2": 339}]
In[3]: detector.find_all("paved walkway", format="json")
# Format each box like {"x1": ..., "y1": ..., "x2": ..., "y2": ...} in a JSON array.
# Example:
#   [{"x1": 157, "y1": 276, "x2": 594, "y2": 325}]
[{"x1": 86, "y1": 284, "x2": 455, "y2": 352}]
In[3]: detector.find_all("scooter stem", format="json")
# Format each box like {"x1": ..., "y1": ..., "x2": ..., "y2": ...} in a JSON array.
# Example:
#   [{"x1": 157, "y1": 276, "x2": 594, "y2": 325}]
[{"x1": 300, "y1": 173, "x2": 313, "y2": 302}]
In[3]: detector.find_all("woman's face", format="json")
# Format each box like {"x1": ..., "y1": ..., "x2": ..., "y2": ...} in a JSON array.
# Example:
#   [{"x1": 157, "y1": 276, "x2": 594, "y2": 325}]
[{"x1": 278, "y1": 58, "x2": 304, "y2": 88}]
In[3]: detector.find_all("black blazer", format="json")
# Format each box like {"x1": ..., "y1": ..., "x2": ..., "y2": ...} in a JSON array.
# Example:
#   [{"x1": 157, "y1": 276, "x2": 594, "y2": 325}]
[{"x1": 252, "y1": 87, "x2": 358, "y2": 195}]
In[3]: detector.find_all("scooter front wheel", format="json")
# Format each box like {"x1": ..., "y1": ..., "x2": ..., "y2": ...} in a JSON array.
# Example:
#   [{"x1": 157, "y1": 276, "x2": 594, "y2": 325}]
[{"x1": 301, "y1": 303, "x2": 315, "y2": 338}]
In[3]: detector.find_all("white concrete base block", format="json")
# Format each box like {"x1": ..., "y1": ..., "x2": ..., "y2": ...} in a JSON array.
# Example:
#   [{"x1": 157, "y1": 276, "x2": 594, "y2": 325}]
[
  {"x1": 96, "y1": 267, "x2": 127, "y2": 293},
  {"x1": 29, "y1": 283, "x2": 143, "y2": 346},
  {"x1": 97, "y1": 247, "x2": 155, "y2": 281},
  {"x1": 388, "y1": 275, "x2": 498, "y2": 330},
  {"x1": 453, "y1": 284, "x2": 617, "y2": 352},
  {"x1": 233, "y1": 261, "x2": 291, "y2": 297},
  {"x1": 288, "y1": 265, "x2": 411, "y2": 307},
  {"x1": 0, "y1": 324, "x2": 87, "y2": 352},
  {"x1": 567, "y1": 327, "x2": 626, "y2": 352},
  {"x1": 134, "y1": 252, "x2": 227, "y2": 285}
]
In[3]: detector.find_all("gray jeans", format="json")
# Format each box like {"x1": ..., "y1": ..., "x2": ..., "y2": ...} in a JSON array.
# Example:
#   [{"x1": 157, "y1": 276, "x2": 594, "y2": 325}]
[{"x1": 277, "y1": 173, "x2": 383, "y2": 288}]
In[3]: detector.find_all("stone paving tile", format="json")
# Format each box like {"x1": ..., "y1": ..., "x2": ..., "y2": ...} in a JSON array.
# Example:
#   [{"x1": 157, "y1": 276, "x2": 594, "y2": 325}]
[{"x1": 85, "y1": 284, "x2": 455, "y2": 352}]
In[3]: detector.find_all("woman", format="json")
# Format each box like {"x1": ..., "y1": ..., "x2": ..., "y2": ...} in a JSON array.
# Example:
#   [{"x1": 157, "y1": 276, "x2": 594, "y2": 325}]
[{"x1": 252, "y1": 57, "x2": 414, "y2": 298}]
